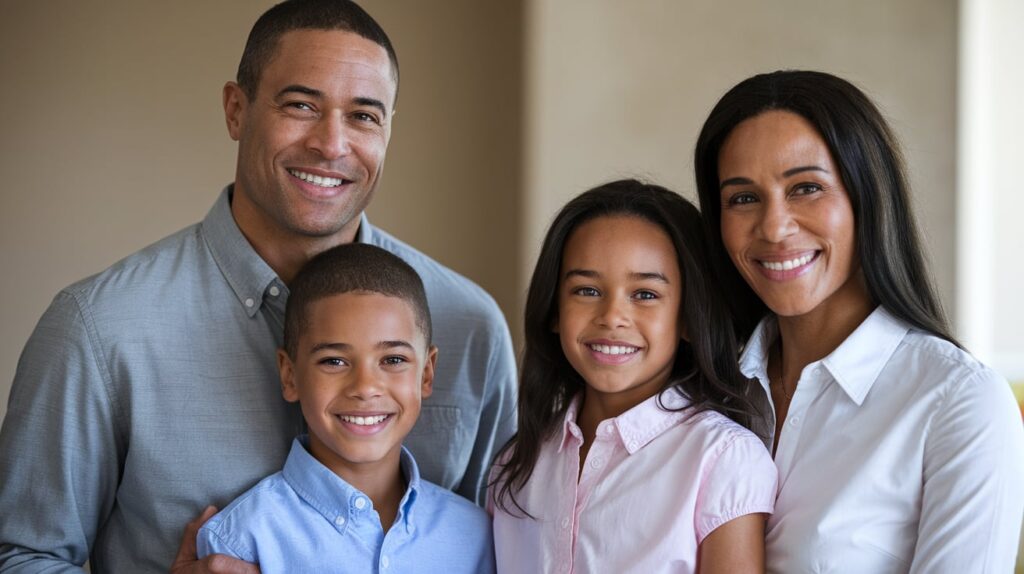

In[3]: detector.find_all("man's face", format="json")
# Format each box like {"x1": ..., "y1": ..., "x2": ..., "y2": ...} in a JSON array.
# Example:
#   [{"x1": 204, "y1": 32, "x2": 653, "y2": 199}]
[
  {"x1": 278, "y1": 292, "x2": 436, "y2": 478},
  {"x1": 224, "y1": 29, "x2": 397, "y2": 245}
]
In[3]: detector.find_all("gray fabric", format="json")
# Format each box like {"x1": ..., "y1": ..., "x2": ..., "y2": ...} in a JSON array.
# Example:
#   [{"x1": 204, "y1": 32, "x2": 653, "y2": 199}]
[{"x1": 0, "y1": 187, "x2": 517, "y2": 573}]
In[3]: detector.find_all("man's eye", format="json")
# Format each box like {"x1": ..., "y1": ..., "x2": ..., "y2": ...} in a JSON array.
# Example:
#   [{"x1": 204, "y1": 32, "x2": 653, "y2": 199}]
[
  {"x1": 286, "y1": 102, "x2": 315, "y2": 112},
  {"x1": 352, "y1": 111, "x2": 381, "y2": 124}
]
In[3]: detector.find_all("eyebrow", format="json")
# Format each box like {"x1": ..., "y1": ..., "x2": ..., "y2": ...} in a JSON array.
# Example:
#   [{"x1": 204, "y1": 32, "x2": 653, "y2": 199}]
[
  {"x1": 275, "y1": 86, "x2": 388, "y2": 116},
  {"x1": 309, "y1": 340, "x2": 414, "y2": 353},
  {"x1": 719, "y1": 165, "x2": 829, "y2": 190},
  {"x1": 563, "y1": 269, "x2": 670, "y2": 283}
]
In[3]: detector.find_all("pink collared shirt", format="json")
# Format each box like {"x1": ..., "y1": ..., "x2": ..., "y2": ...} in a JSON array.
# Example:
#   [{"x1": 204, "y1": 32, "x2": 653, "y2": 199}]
[{"x1": 490, "y1": 391, "x2": 777, "y2": 574}]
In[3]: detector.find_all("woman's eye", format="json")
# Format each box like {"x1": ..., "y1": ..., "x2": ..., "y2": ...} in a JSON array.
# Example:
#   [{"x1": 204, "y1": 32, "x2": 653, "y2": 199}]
[
  {"x1": 726, "y1": 192, "x2": 758, "y2": 206},
  {"x1": 572, "y1": 286, "x2": 600, "y2": 297},
  {"x1": 792, "y1": 183, "x2": 823, "y2": 196}
]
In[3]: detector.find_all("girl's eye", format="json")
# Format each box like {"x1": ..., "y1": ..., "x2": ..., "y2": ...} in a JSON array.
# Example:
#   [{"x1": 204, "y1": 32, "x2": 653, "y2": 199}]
[
  {"x1": 572, "y1": 286, "x2": 600, "y2": 297},
  {"x1": 633, "y1": 290, "x2": 658, "y2": 301}
]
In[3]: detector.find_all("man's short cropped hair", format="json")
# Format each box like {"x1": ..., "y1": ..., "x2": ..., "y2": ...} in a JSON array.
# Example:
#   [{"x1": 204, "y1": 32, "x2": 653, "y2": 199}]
[
  {"x1": 237, "y1": 0, "x2": 399, "y2": 101},
  {"x1": 283, "y1": 244, "x2": 431, "y2": 358}
]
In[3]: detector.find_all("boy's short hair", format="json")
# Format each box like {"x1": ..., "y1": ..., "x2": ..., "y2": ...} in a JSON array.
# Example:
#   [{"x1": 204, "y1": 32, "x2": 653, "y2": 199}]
[{"x1": 283, "y1": 244, "x2": 431, "y2": 357}]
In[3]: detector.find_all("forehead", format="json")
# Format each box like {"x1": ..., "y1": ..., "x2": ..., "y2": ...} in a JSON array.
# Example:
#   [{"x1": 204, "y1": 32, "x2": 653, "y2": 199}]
[
  {"x1": 258, "y1": 29, "x2": 396, "y2": 102},
  {"x1": 562, "y1": 215, "x2": 680, "y2": 278},
  {"x1": 719, "y1": 110, "x2": 834, "y2": 175},
  {"x1": 303, "y1": 292, "x2": 423, "y2": 343}
]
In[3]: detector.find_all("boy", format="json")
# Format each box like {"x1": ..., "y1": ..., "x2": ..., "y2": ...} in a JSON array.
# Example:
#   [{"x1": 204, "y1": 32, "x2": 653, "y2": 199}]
[{"x1": 197, "y1": 244, "x2": 495, "y2": 573}]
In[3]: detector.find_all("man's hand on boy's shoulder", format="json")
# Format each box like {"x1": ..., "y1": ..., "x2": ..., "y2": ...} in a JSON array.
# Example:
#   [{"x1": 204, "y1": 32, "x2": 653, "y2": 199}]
[{"x1": 170, "y1": 506, "x2": 260, "y2": 574}]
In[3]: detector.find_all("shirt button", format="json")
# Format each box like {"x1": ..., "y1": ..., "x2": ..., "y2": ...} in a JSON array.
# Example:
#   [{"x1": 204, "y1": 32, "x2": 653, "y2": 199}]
[
  {"x1": 561, "y1": 517, "x2": 570, "y2": 529},
  {"x1": 269, "y1": 285, "x2": 280, "y2": 297},
  {"x1": 381, "y1": 556, "x2": 390, "y2": 569},
  {"x1": 589, "y1": 457, "x2": 605, "y2": 469},
  {"x1": 604, "y1": 425, "x2": 615, "y2": 435},
  {"x1": 334, "y1": 515, "x2": 346, "y2": 526},
  {"x1": 789, "y1": 417, "x2": 800, "y2": 426},
  {"x1": 244, "y1": 298, "x2": 255, "y2": 308},
  {"x1": 354, "y1": 497, "x2": 367, "y2": 509}
]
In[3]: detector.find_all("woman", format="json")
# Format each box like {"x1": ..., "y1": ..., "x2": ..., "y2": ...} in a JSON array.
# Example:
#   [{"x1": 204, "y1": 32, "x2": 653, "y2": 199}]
[{"x1": 694, "y1": 70, "x2": 1023, "y2": 573}]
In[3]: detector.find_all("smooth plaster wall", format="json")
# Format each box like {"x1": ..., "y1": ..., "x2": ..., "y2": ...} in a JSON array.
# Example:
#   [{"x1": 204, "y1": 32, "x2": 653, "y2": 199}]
[
  {"x1": 523, "y1": 0, "x2": 959, "y2": 336},
  {"x1": 0, "y1": 0, "x2": 523, "y2": 422}
]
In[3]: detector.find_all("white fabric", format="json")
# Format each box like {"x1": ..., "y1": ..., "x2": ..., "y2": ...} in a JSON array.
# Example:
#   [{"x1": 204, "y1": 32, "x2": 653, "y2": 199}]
[{"x1": 741, "y1": 306, "x2": 1024, "y2": 573}]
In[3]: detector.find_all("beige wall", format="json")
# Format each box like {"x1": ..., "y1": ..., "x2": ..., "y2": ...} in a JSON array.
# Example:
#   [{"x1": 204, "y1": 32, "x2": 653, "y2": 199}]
[
  {"x1": 523, "y1": 0, "x2": 959, "y2": 330},
  {"x1": 0, "y1": 0, "x2": 523, "y2": 422}
]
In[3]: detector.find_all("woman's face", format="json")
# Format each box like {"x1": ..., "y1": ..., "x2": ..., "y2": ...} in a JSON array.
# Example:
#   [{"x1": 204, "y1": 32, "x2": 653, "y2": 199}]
[{"x1": 717, "y1": 110, "x2": 867, "y2": 319}]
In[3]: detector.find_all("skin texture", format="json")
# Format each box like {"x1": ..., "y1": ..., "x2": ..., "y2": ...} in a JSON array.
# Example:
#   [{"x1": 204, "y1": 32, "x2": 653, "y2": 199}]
[
  {"x1": 175, "y1": 29, "x2": 399, "y2": 572},
  {"x1": 223, "y1": 29, "x2": 396, "y2": 284},
  {"x1": 278, "y1": 292, "x2": 436, "y2": 531},
  {"x1": 697, "y1": 513, "x2": 766, "y2": 574},
  {"x1": 717, "y1": 110, "x2": 873, "y2": 450}
]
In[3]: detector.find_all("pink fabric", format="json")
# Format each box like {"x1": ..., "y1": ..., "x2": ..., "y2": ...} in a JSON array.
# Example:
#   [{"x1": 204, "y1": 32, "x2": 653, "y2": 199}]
[{"x1": 491, "y1": 392, "x2": 777, "y2": 573}]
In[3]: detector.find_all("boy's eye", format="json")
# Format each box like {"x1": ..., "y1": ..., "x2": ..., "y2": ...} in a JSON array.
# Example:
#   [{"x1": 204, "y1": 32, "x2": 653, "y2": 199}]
[
  {"x1": 572, "y1": 286, "x2": 600, "y2": 297},
  {"x1": 319, "y1": 357, "x2": 347, "y2": 367},
  {"x1": 381, "y1": 355, "x2": 408, "y2": 366}
]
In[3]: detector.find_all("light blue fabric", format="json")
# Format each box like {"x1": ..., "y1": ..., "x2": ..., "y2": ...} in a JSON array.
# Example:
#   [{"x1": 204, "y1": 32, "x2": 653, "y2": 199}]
[
  {"x1": 198, "y1": 437, "x2": 495, "y2": 574},
  {"x1": 0, "y1": 187, "x2": 516, "y2": 573}
]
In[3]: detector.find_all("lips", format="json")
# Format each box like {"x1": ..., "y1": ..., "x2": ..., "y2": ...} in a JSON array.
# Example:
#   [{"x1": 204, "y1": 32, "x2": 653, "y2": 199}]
[
  {"x1": 585, "y1": 340, "x2": 641, "y2": 365},
  {"x1": 754, "y1": 250, "x2": 820, "y2": 279},
  {"x1": 334, "y1": 412, "x2": 393, "y2": 435}
]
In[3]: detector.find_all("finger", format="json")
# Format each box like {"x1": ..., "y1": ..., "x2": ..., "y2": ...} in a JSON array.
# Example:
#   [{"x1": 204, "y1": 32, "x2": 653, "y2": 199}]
[
  {"x1": 170, "y1": 506, "x2": 219, "y2": 572},
  {"x1": 206, "y1": 554, "x2": 262, "y2": 574}
]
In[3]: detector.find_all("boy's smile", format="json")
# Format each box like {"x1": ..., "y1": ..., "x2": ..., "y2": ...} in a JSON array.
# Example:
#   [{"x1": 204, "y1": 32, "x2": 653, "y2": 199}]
[{"x1": 278, "y1": 291, "x2": 436, "y2": 479}]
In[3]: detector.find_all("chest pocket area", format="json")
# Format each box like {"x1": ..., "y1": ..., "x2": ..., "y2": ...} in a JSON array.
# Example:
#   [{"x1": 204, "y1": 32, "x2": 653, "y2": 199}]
[{"x1": 405, "y1": 405, "x2": 471, "y2": 489}]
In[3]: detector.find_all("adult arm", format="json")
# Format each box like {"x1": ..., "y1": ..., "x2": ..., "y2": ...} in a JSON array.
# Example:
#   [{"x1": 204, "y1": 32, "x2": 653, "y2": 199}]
[
  {"x1": 698, "y1": 513, "x2": 766, "y2": 574},
  {"x1": 0, "y1": 292, "x2": 121, "y2": 572},
  {"x1": 455, "y1": 319, "x2": 518, "y2": 506},
  {"x1": 910, "y1": 369, "x2": 1024, "y2": 573}
]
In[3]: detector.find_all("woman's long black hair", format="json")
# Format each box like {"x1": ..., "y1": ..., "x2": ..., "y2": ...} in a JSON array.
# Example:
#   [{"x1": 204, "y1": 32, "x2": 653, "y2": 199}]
[
  {"x1": 491, "y1": 179, "x2": 759, "y2": 516},
  {"x1": 694, "y1": 70, "x2": 958, "y2": 347}
]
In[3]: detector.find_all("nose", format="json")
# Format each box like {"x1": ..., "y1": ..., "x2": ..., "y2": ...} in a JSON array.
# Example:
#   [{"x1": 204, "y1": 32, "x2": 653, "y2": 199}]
[
  {"x1": 347, "y1": 362, "x2": 384, "y2": 400},
  {"x1": 757, "y1": 196, "x2": 799, "y2": 243},
  {"x1": 306, "y1": 110, "x2": 352, "y2": 160},
  {"x1": 595, "y1": 294, "x2": 631, "y2": 329}
]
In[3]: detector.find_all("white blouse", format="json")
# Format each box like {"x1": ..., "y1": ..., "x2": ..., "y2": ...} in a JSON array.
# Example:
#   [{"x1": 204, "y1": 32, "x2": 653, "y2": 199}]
[{"x1": 741, "y1": 306, "x2": 1024, "y2": 573}]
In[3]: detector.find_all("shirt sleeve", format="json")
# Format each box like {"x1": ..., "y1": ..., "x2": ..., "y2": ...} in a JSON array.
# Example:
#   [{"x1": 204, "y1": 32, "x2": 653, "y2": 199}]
[
  {"x1": 0, "y1": 291, "x2": 122, "y2": 572},
  {"x1": 909, "y1": 367, "x2": 1024, "y2": 573},
  {"x1": 454, "y1": 316, "x2": 518, "y2": 506},
  {"x1": 196, "y1": 519, "x2": 256, "y2": 564},
  {"x1": 695, "y1": 433, "x2": 778, "y2": 543}
]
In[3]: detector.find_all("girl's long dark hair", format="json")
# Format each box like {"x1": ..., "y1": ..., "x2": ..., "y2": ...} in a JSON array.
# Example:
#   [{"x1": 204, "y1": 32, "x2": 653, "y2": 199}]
[
  {"x1": 491, "y1": 179, "x2": 759, "y2": 516},
  {"x1": 694, "y1": 70, "x2": 958, "y2": 347}
]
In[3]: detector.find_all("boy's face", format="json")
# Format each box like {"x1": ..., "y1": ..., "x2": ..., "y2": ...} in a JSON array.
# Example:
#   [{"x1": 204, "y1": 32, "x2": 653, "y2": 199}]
[{"x1": 278, "y1": 292, "x2": 436, "y2": 479}]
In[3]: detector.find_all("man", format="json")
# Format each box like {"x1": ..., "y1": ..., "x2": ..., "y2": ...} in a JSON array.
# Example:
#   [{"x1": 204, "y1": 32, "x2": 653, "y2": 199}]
[{"x1": 0, "y1": 1, "x2": 516, "y2": 572}]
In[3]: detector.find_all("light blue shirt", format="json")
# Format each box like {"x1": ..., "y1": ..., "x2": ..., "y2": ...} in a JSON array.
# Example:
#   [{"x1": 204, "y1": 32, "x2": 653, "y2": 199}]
[
  {"x1": 0, "y1": 188, "x2": 516, "y2": 573},
  {"x1": 198, "y1": 437, "x2": 495, "y2": 574}
]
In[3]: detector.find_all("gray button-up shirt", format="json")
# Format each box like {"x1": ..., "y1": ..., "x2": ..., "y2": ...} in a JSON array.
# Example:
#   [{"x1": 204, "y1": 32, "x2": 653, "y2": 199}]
[{"x1": 0, "y1": 188, "x2": 517, "y2": 573}]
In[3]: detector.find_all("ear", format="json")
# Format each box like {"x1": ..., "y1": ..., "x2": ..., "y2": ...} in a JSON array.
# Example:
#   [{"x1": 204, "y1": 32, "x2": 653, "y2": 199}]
[
  {"x1": 277, "y1": 348, "x2": 300, "y2": 403},
  {"x1": 223, "y1": 81, "x2": 247, "y2": 142},
  {"x1": 420, "y1": 345, "x2": 438, "y2": 399}
]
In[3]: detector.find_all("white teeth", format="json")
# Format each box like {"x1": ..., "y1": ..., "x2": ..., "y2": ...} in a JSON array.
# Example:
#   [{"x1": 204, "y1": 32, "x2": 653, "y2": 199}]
[
  {"x1": 289, "y1": 169, "x2": 344, "y2": 188},
  {"x1": 588, "y1": 344, "x2": 639, "y2": 355},
  {"x1": 338, "y1": 414, "x2": 388, "y2": 426},
  {"x1": 760, "y1": 253, "x2": 815, "y2": 272}
]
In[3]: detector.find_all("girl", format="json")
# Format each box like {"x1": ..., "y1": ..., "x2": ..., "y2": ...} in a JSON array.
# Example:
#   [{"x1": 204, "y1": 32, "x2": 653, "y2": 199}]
[
  {"x1": 694, "y1": 70, "x2": 1024, "y2": 572},
  {"x1": 490, "y1": 179, "x2": 777, "y2": 573}
]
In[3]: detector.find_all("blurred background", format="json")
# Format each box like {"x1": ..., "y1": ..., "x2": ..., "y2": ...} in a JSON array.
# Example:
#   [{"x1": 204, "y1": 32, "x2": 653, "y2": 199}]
[{"x1": 1, "y1": 0, "x2": 1021, "y2": 564}]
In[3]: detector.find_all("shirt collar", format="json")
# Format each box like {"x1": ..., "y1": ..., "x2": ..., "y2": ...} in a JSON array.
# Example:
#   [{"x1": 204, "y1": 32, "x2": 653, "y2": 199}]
[
  {"x1": 282, "y1": 436, "x2": 422, "y2": 535},
  {"x1": 738, "y1": 306, "x2": 909, "y2": 405},
  {"x1": 557, "y1": 390, "x2": 692, "y2": 455},
  {"x1": 200, "y1": 186, "x2": 281, "y2": 317}
]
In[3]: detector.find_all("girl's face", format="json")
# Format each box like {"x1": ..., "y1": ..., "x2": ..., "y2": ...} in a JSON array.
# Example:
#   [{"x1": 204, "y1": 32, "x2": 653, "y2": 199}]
[
  {"x1": 717, "y1": 110, "x2": 867, "y2": 319},
  {"x1": 556, "y1": 215, "x2": 683, "y2": 409}
]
